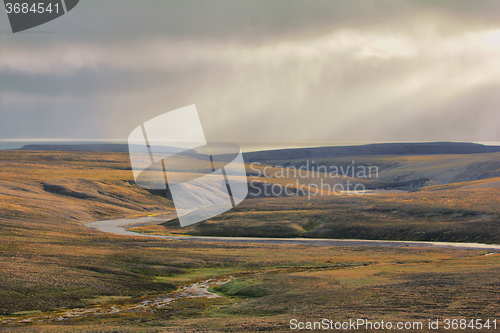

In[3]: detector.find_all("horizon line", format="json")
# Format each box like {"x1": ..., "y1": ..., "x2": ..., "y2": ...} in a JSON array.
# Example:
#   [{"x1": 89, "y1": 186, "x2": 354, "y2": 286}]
[{"x1": 2, "y1": 139, "x2": 500, "y2": 153}]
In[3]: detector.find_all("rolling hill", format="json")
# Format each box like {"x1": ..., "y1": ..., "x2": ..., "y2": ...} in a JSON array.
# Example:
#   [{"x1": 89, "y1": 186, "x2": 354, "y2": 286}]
[{"x1": 243, "y1": 142, "x2": 500, "y2": 162}]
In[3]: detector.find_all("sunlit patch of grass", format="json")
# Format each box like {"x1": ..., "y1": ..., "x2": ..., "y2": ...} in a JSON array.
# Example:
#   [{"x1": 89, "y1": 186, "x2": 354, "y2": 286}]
[{"x1": 211, "y1": 279, "x2": 274, "y2": 298}]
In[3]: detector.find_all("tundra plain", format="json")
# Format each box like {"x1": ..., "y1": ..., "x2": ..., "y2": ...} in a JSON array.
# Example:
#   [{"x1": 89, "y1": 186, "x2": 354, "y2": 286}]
[{"x1": 0, "y1": 149, "x2": 499, "y2": 332}]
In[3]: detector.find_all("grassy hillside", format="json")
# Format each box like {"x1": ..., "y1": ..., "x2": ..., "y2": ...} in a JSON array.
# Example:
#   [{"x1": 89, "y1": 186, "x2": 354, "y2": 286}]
[
  {"x1": 1, "y1": 150, "x2": 500, "y2": 331},
  {"x1": 134, "y1": 177, "x2": 500, "y2": 243},
  {"x1": 254, "y1": 152, "x2": 500, "y2": 184},
  {"x1": 0, "y1": 150, "x2": 176, "y2": 221},
  {"x1": 244, "y1": 142, "x2": 500, "y2": 162}
]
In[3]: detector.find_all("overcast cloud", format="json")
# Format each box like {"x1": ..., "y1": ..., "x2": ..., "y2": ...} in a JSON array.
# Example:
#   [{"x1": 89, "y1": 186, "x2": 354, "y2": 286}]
[{"x1": 1, "y1": 0, "x2": 499, "y2": 149}]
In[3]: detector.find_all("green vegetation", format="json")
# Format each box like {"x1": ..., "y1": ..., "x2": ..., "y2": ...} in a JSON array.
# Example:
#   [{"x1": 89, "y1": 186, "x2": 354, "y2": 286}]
[
  {"x1": 133, "y1": 181, "x2": 500, "y2": 243},
  {"x1": 1, "y1": 150, "x2": 499, "y2": 332}
]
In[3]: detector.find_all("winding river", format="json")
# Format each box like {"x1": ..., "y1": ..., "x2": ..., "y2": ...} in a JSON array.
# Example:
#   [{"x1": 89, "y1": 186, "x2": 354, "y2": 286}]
[{"x1": 85, "y1": 216, "x2": 500, "y2": 251}]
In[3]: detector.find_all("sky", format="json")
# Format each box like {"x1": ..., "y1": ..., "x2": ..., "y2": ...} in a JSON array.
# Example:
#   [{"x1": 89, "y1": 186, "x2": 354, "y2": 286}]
[{"x1": 1, "y1": 0, "x2": 499, "y2": 150}]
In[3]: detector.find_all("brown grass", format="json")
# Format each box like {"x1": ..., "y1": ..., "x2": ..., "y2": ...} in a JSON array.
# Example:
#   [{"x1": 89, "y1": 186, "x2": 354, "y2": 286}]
[{"x1": 1, "y1": 150, "x2": 499, "y2": 332}]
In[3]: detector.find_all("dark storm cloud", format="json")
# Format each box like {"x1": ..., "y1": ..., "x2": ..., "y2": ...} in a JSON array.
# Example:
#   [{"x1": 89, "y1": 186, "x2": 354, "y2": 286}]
[
  {"x1": 0, "y1": 67, "x2": 192, "y2": 97},
  {"x1": 1, "y1": 0, "x2": 499, "y2": 144}
]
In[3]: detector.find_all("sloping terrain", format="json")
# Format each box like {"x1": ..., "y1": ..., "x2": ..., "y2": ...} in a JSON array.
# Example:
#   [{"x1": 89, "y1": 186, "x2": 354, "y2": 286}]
[
  {"x1": 244, "y1": 142, "x2": 500, "y2": 162},
  {"x1": 1, "y1": 150, "x2": 499, "y2": 331},
  {"x1": 255, "y1": 153, "x2": 500, "y2": 185},
  {"x1": 0, "y1": 150, "x2": 174, "y2": 223},
  {"x1": 135, "y1": 177, "x2": 500, "y2": 243}
]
